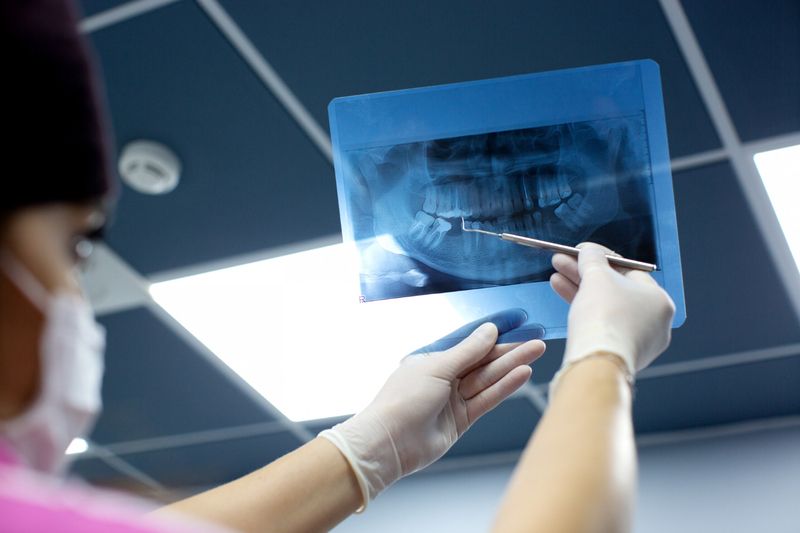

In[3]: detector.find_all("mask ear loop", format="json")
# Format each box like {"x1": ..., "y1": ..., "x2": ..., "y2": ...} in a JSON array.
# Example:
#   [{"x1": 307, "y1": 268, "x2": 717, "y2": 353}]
[{"x1": 0, "y1": 251, "x2": 50, "y2": 312}]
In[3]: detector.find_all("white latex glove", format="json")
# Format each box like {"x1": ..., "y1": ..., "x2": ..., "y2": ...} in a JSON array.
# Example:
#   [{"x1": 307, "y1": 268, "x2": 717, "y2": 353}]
[
  {"x1": 319, "y1": 322, "x2": 545, "y2": 510},
  {"x1": 549, "y1": 243, "x2": 675, "y2": 392}
]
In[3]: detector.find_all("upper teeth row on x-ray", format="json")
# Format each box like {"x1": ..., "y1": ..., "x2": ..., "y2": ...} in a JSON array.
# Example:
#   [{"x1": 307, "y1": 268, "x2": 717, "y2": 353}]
[{"x1": 412, "y1": 123, "x2": 622, "y2": 245}]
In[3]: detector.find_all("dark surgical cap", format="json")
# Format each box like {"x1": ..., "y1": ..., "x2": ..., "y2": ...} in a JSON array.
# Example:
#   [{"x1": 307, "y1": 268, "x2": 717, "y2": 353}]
[{"x1": 0, "y1": 0, "x2": 115, "y2": 216}]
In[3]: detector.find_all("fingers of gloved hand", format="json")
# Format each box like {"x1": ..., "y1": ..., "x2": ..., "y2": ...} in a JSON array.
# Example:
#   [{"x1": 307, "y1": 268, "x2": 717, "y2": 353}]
[
  {"x1": 576, "y1": 241, "x2": 618, "y2": 254},
  {"x1": 434, "y1": 322, "x2": 499, "y2": 379},
  {"x1": 550, "y1": 272, "x2": 578, "y2": 303},
  {"x1": 466, "y1": 365, "x2": 532, "y2": 424},
  {"x1": 553, "y1": 248, "x2": 630, "y2": 282},
  {"x1": 458, "y1": 339, "x2": 545, "y2": 400},
  {"x1": 482, "y1": 307, "x2": 529, "y2": 335},
  {"x1": 551, "y1": 253, "x2": 580, "y2": 285},
  {"x1": 575, "y1": 242, "x2": 638, "y2": 276},
  {"x1": 576, "y1": 242, "x2": 616, "y2": 278},
  {"x1": 407, "y1": 308, "x2": 527, "y2": 356},
  {"x1": 460, "y1": 342, "x2": 523, "y2": 376},
  {"x1": 624, "y1": 268, "x2": 660, "y2": 287}
]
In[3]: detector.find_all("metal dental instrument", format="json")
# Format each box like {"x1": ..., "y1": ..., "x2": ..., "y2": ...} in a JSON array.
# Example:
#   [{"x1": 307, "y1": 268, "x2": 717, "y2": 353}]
[{"x1": 460, "y1": 217, "x2": 657, "y2": 272}]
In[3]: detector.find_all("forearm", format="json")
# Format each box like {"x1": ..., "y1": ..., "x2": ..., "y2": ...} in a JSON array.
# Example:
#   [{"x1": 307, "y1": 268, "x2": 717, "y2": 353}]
[
  {"x1": 493, "y1": 356, "x2": 636, "y2": 533},
  {"x1": 153, "y1": 437, "x2": 362, "y2": 533}
]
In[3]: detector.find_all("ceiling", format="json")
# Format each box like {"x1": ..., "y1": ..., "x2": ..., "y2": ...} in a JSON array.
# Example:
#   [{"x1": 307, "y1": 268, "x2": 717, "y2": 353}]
[{"x1": 68, "y1": 0, "x2": 800, "y2": 498}]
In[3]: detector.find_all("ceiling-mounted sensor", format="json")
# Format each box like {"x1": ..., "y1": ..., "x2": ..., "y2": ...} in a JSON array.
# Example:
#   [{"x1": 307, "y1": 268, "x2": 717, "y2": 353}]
[{"x1": 118, "y1": 140, "x2": 181, "y2": 195}]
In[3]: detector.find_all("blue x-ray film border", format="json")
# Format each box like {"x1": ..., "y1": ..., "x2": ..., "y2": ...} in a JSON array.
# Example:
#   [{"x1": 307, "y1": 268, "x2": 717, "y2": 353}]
[
  {"x1": 639, "y1": 62, "x2": 687, "y2": 329},
  {"x1": 329, "y1": 60, "x2": 686, "y2": 342}
]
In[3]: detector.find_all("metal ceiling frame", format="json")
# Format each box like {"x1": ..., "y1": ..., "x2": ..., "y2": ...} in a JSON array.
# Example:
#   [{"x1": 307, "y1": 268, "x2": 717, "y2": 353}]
[
  {"x1": 79, "y1": 0, "x2": 181, "y2": 33},
  {"x1": 74, "y1": 0, "x2": 800, "y2": 485}
]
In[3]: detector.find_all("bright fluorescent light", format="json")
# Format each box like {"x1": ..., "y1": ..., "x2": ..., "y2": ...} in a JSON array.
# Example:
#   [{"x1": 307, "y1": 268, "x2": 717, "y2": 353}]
[
  {"x1": 150, "y1": 242, "x2": 465, "y2": 422},
  {"x1": 754, "y1": 144, "x2": 800, "y2": 269},
  {"x1": 66, "y1": 438, "x2": 89, "y2": 455}
]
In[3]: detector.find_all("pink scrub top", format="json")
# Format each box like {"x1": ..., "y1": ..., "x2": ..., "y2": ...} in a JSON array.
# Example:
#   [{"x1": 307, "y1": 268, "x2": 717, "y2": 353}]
[{"x1": 0, "y1": 439, "x2": 231, "y2": 533}]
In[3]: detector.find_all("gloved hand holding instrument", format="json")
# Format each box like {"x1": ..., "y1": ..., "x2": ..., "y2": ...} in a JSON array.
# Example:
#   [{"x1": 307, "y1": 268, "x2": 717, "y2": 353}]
[{"x1": 549, "y1": 242, "x2": 676, "y2": 394}]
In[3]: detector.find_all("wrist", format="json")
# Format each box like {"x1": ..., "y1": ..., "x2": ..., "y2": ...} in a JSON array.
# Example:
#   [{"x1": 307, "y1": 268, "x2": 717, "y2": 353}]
[
  {"x1": 311, "y1": 437, "x2": 365, "y2": 514},
  {"x1": 318, "y1": 409, "x2": 402, "y2": 511},
  {"x1": 562, "y1": 323, "x2": 637, "y2": 376},
  {"x1": 550, "y1": 351, "x2": 634, "y2": 400}
]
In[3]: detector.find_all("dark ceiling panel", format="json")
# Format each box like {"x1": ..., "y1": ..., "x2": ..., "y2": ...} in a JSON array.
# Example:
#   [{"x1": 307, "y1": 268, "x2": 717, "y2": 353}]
[
  {"x1": 634, "y1": 355, "x2": 800, "y2": 434},
  {"x1": 682, "y1": 0, "x2": 800, "y2": 141},
  {"x1": 663, "y1": 162, "x2": 800, "y2": 361},
  {"x1": 221, "y1": 0, "x2": 719, "y2": 158},
  {"x1": 121, "y1": 432, "x2": 303, "y2": 488},
  {"x1": 69, "y1": 457, "x2": 134, "y2": 488},
  {"x1": 85, "y1": 1, "x2": 339, "y2": 275},
  {"x1": 446, "y1": 398, "x2": 539, "y2": 457},
  {"x1": 69, "y1": 457, "x2": 161, "y2": 500},
  {"x1": 92, "y1": 307, "x2": 277, "y2": 444},
  {"x1": 530, "y1": 339, "x2": 565, "y2": 384}
]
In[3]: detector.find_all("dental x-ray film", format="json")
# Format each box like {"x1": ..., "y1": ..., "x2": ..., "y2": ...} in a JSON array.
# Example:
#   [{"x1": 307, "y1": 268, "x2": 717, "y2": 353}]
[{"x1": 329, "y1": 60, "x2": 686, "y2": 341}]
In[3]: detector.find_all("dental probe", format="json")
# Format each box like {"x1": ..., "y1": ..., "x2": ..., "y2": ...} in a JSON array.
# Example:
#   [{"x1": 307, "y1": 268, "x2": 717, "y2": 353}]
[{"x1": 460, "y1": 217, "x2": 657, "y2": 272}]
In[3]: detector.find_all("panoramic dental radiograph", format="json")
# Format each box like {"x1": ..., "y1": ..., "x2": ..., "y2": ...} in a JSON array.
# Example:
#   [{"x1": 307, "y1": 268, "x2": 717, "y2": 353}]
[{"x1": 345, "y1": 115, "x2": 658, "y2": 301}]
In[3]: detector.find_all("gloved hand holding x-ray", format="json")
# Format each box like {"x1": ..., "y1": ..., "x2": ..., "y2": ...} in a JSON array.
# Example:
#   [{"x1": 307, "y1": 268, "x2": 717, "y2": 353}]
[
  {"x1": 330, "y1": 60, "x2": 687, "y2": 341},
  {"x1": 320, "y1": 307, "x2": 546, "y2": 509}
]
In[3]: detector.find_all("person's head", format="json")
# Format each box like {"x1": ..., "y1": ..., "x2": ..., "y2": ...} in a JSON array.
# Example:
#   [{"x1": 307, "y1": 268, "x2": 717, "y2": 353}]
[
  {"x1": 0, "y1": 0, "x2": 115, "y2": 290},
  {"x1": 0, "y1": 0, "x2": 116, "y2": 465}
]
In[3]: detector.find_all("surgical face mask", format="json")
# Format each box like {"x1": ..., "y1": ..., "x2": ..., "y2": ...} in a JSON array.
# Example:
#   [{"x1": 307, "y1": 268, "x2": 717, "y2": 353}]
[{"x1": 0, "y1": 252, "x2": 105, "y2": 474}]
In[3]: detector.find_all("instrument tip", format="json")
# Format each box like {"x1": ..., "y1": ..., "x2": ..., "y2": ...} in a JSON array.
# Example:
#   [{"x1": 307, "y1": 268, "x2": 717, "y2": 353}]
[{"x1": 461, "y1": 218, "x2": 500, "y2": 237}]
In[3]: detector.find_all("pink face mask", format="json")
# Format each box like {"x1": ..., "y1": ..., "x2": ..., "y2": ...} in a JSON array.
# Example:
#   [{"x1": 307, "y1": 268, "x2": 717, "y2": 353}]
[{"x1": 0, "y1": 252, "x2": 105, "y2": 474}]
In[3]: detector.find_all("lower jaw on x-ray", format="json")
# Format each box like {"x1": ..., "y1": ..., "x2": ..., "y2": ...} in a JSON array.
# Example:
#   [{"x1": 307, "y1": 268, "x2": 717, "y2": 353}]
[{"x1": 346, "y1": 115, "x2": 657, "y2": 302}]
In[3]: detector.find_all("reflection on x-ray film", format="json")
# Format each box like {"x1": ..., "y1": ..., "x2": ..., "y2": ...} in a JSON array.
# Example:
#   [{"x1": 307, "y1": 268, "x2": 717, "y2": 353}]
[{"x1": 345, "y1": 115, "x2": 658, "y2": 301}]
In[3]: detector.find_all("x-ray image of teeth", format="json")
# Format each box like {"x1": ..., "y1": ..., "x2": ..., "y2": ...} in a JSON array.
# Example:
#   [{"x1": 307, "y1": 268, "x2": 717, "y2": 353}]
[{"x1": 344, "y1": 115, "x2": 658, "y2": 301}]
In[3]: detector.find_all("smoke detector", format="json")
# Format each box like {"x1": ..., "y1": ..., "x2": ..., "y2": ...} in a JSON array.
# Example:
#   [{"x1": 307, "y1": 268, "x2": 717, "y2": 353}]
[{"x1": 118, "y1": 140, "x2": 181, "y2": 195}]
